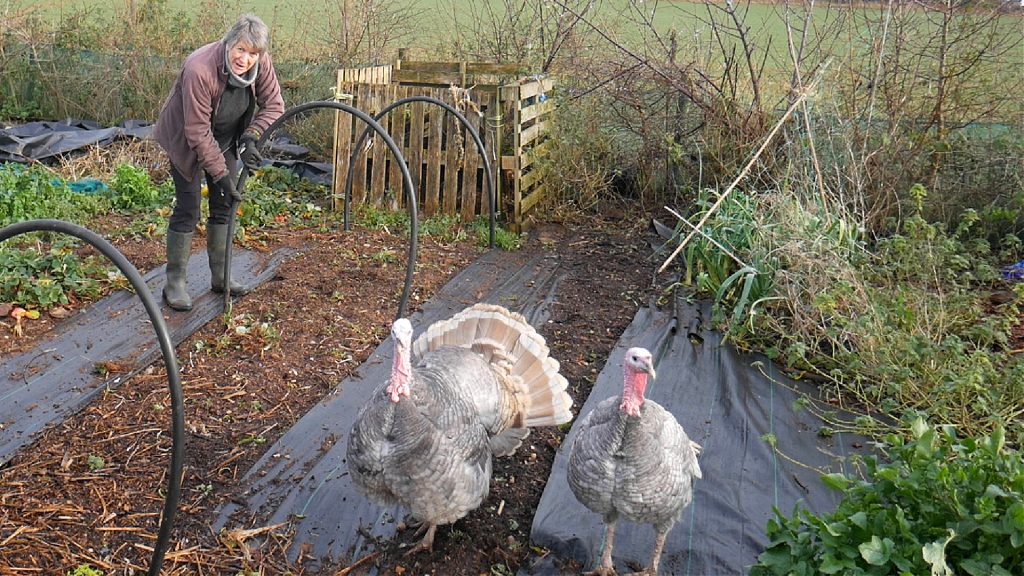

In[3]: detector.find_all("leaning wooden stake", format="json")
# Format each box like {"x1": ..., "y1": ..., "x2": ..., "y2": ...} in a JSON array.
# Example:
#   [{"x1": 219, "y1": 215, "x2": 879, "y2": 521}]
[{"x1": 657, "y1": 86, "x2": 813, "y2": 275}]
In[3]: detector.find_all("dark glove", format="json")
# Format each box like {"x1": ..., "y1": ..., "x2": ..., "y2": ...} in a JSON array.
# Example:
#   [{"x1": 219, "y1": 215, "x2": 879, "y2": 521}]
[
  {"x1": 238, "y1": 132, "x2": 263, "y2": 171},
  {"x1": 215, "y1": 173, "x2": 241, "y2": 203}
]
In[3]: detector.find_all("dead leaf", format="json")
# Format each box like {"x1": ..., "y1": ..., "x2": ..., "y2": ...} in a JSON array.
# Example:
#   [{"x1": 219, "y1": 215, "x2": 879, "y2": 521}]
[
  {"x1": 49, "y1": 306, "x2": 72, "y2": 319},
  {"x1": 219, "y1": 523, "x2": 287, "y2": 562},
  {"x1": 0, "y1": 303, "x2": 11, "y2": 317}
]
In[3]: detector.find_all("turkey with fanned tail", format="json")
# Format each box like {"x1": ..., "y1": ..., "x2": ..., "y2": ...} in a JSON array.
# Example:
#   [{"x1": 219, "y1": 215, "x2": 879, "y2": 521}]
[
  {"x1": 567, "y1": 347, "x2": 702, "y2": 575},
  {"x1": 346, "y1": 303, "x2": 574, "y2": 554}
]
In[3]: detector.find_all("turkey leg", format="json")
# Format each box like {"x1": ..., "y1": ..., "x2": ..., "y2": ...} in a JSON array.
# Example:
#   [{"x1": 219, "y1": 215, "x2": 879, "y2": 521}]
[
  {"x1": 587, "y1": 519, "x2": 618, "y2": 576},
  {"x1": 403, "y1": 522, "x2": 438, "y2": 556},
  {"x1": 623, "y1": 529, "x2": 667, "y2": 575}
]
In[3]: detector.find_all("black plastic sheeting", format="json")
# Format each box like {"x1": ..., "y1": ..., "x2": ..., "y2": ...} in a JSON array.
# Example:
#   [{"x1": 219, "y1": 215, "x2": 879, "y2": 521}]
[
  {"x1": 0, "y1": 119, "x2": 333, "y2": 186},
  {"x1": 212, "y1": 241, "x2": 866, "y2": 574},
  {"x1": 0, "y1": 119, "x2": 153, "y2": 162},
  {"x1": 522, "y1": 297, "x2": 866, "y2": 575},
  {"x1": 0, "y1": 246, "x2": 290, "y2": 466},
  {"x1": 212, "y1": 245, "x2": 566, "y2": 567}
]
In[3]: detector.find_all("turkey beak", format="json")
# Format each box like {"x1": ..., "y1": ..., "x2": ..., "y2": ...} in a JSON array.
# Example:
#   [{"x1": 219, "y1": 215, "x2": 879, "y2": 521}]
[{"x1": 643, "y1": 362, "x2": 656, "y2": 381}]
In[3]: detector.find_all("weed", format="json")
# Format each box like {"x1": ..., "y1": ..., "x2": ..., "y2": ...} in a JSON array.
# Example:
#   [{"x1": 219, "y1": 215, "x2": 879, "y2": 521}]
[
  {"x1": 86, "y1": 455, "x2": 105, "y2": 471},
  {"x1": 470, "y1": 217, "x2": 522, "y2": 251},
  {"x1": 355, "y1": 204, "x2": 409, "y2": 232},
  {"x1": 238, "y1": 434, "x2": 266, "y2": 447},
  {"x1": 369, "y1": 249, "x2": 397, "y2": 264},
  {"x1": 211, "y1": 313, "x2": 281, "y2": 355},
  {"x1": 0, "y1": 164, "x2": 106, "y2": 226},
  {"x1": 68, "y1": 566, "x2": 104, "y2": 576},
  {"x1": 108, "y1": 164, "x2": 171, "y2": 210},
  {"x1": 675, "y1": 186, "x2": 1024, "y2": 446},
  {"x1": 419, "y1": 213, "x2": 467, "y2": 243},
  {"x1": 490, "y1": 564, "x2": 514, "y2": 576},
  {"x1": 751, "y1": 416, "x2": 1024, "y2": 576},
  {"x1": 0, "y1": 240, "x2": 120, "y2": 311},
  {"x1": 235, "y1": 167, "x2": 330, "y2": 232}
]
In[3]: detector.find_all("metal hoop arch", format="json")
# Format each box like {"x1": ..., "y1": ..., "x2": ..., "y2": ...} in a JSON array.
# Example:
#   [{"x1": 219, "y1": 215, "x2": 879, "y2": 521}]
[
  {"x1": 255, "y1": 100, "x2": 419, "y2": 320},
  {"x1": 342, "y1": 96, "x2": 495, "y2": 249},
  {"x1": 0, "y1": 220, "x2": 184, "y2": 576}
]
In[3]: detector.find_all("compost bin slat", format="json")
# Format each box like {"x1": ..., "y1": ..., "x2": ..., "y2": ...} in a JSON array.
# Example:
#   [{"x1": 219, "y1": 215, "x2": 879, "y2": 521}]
[
  {"x1": 425, "y1": 104, "x2": 443, "y2": 215},
  {"x1": 333, "y1": 61, "x2": 554, "y2": 229}
]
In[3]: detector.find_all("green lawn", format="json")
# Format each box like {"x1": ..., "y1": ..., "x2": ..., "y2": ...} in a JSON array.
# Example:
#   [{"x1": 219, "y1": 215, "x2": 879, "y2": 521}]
[{"x1": 14, "y1": 0, "x2": 1023, "y2": 117}]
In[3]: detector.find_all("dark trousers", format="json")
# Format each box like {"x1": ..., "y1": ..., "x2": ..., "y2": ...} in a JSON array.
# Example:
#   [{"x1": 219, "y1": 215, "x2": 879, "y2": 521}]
[{"x1": 168, "y1": 148, "x2": 239, "y2": 233}]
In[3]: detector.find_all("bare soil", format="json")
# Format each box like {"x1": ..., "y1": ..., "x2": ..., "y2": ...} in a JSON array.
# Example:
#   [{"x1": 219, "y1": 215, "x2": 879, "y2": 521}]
[{"x1": 0, "y1": 212, "x2": 657, "y2": 575}]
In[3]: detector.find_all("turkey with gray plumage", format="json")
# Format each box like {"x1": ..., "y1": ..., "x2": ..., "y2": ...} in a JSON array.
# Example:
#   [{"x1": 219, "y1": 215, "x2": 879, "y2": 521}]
[
  {"x1": 346, "y1": 303, "x2": 574, "y2": 554},
  {"x1": 567, "y1": 347, "x2": 702, "y2": 575}
]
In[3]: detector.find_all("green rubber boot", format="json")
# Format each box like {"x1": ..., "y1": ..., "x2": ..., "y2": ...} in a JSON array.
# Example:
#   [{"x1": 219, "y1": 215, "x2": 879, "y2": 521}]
[
  {"x1": 162, "y1": 230, "x2": 193, "y2": 311},
  {"x1": 207, "y1": 224, "x2": 246, "y2": 295}
]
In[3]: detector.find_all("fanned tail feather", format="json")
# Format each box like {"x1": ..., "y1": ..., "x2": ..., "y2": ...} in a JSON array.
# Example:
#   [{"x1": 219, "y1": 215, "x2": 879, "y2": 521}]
[{"x1": 413, "y1": 303, "x2": 574, "y2": 427}]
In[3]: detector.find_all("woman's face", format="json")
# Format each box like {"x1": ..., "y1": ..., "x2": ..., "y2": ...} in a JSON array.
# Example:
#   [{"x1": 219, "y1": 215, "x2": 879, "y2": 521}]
[{"x1": 227, "y1": 43, "x2": 260, "y2": 76}]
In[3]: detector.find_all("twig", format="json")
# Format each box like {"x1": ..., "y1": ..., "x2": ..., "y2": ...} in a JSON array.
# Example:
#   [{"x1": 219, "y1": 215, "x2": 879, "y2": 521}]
[
  {"x1": 657, "y1": 82, "x2": 817, "y2": 274},
  {"x1": 335, "y1": 551, "x2": 380, "y2": 575}
]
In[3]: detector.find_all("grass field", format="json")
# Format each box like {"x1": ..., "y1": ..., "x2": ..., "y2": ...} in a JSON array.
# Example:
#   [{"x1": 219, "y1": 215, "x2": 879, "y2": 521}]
[
  {"x1": 10, "y1": 0, "x2": 1023, "y2": 121},
  {"x1": 20, "y1": 0, "x2": 1022, "y2": 75}
]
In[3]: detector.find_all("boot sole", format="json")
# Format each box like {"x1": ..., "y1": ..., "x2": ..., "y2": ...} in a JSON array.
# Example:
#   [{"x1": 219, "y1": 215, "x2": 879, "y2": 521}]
[{"x1": 162, "y1": 290, "x2": 193, "y2": 312}]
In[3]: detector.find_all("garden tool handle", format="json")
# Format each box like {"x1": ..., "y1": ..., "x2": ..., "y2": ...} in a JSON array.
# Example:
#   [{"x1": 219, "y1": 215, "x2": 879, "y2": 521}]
[{"x1": 223, "y1": 166, "x2": 249, "y2": 313}]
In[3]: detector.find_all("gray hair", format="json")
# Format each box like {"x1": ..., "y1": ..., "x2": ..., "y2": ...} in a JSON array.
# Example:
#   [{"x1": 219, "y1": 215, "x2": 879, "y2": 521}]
[{"x1": 223, "y1": 14, "x2": 271, "y2": 54}]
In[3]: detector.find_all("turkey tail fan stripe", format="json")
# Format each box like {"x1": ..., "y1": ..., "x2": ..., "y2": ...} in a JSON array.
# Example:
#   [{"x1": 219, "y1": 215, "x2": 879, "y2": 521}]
[{"x1": 412, "y1": 303, "x2": 574, "y2": 426}]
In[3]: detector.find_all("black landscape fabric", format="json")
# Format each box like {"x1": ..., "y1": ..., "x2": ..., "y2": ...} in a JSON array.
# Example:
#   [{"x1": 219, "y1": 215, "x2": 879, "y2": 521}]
[
  {"x1": 0, "y1": 120, "x2": 330, "y2": 188},
  {"x1": 214, "y1": 242, "x2": 864, "y2": 574},
  {"x1": 211, "y1": 245, "x2": 566, "y2": 566},
  {"x1": 0, "y1": 119, "x2": 152, "y2": 162},
  {"x1": 0, "y1": 247, "x2": 288, "y2": 465},
  {"x1": 523, "y1": 297, "x2": 866, "y2": 575}
]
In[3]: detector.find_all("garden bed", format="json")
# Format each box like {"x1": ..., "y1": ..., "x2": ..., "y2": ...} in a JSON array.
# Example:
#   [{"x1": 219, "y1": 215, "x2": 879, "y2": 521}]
[{"x1": 0, "y1": 211, "x2": 654, "y2": 575}]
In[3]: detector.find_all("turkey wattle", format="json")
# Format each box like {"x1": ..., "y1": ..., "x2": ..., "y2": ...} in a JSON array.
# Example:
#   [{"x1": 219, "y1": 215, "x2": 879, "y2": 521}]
[
  {"x1": 567, "y1": 347, "x2": 702, "y2": 575},
  {"x1": 346, "y1": 303, "x2": 574, "y2": 554}
]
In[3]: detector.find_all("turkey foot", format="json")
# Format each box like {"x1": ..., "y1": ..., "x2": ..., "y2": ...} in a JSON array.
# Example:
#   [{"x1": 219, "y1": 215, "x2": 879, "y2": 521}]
[{"x1": 402, "y1": 522, "x2": 437, "y2": 556}]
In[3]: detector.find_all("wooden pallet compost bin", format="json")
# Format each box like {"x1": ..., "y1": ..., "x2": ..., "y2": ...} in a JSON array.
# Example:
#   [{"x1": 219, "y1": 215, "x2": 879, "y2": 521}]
[{"x1": 332, "y1": 57, "x2": 555, "y2": 231}]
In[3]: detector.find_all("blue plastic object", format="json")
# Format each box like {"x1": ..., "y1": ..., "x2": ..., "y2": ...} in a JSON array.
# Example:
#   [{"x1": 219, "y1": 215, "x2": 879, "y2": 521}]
[
  {"x1": 51, "y1": 177, "x2": 109, "y2": 195},
  {"x1": 1002, "y1": 260, "x2": 1024, "y2": 282}
]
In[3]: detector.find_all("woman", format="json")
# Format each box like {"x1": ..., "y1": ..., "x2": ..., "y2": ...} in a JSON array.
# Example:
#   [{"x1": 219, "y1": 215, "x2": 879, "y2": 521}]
[{"x1": 153, "y1": 13, "x2": 284, "y2": 311}]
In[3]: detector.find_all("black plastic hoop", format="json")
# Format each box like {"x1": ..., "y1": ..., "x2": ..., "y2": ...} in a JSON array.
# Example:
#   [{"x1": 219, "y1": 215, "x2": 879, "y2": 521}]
[
  {"x1": 342, "y1": 95, "x2": 496, "y2": 249},
  {"x1": 0, "y1": 220, "x2": 184, "y2": 576},
  {"x1": 254, "y1": 100, "x2": 419, "y2": 320}
]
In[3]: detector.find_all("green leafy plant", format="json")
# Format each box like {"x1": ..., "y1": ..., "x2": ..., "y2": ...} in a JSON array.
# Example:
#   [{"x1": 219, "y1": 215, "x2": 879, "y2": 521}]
[
  {"x1": 108, "y1": 164, "x2": 171, "y2": 210},
  {"x1": 369, "y1": 248, "x2": 397, "y2": 264},
  {"x1": 0, "y1": 241, "x2": 120, "y2": 310},
  {"x1": 679, "y1": 186, "x2": 1024, "y2": 446},
  {"x1": 752, "y1": 416, "x2": 1024, "y2": 576},
  {"x1": 470, "y1": 217, "x2": 523, "y2": 251},
  {"x1": 420, "y1": 213, "x2": 468, "y2": 243},
  {"x1": 0, "y1": 164, "x2": 105, "y2": 226},
  {"x1": 671, "y1": 189, "x2": 778, "y2": 339},
  {"x1": 86, "y1": 455, "x2": 105, "y2": 471},
  {"x1": 68, "y1": 565, "x2": 104, "y2": 576},
  {"x1": 355, "y1": 203, "x2": 409, "y2": 232},
  {"x1": 234, "y1": 167, "x2": 329, "y2": 232}
]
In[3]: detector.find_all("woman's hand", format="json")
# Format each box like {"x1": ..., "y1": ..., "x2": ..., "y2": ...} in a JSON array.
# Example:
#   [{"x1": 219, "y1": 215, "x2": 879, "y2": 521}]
[
  {"x1": 216, "y1": 173, "x2": 242, "y2": 202},
  {"x1": 239, "y1": 132, "x2": 263, "y2": 171}
]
